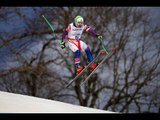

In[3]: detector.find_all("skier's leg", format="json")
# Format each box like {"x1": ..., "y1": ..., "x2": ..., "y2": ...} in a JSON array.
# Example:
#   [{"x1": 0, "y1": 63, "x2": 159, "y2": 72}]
[
  {"x1": 85, "y1": 47, "x2": 93, "y2": 63},
  {"x1": 74, "y1": 50, "x2": 81, "y2": 66},
  {"x1": 68, "y1": 41, "x2": 83, "y2": 73},
  {"x1": 80, "y1": 40, "x2": 93, "y2": 62},
  {"x1": 80, "y1": 41, "x2": 97, "y2": 71},
  {"x1": 85, "y1": 47, "x2": 97, "y2": 70},
  {"x1": 74, "y1": 50, "x2": 83, "y2": 73}
]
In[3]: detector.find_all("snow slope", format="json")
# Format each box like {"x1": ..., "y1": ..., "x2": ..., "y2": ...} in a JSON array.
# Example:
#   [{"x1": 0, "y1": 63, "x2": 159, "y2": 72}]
[{"x1": 0, "y1": 91, "x2": 115, "y2": 113}]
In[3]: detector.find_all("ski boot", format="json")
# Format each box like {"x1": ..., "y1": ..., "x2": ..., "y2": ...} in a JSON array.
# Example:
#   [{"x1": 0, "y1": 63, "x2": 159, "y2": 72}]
[
  {"x1": 90, "y1": 63, "x2": 97, "y2": 71},
  {"x1": 76, "y1": 65, "x2": 83, "y2": 74}
]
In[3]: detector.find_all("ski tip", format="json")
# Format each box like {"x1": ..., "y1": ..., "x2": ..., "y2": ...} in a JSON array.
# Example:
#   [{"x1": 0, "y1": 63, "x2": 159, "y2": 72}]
[
  {"x1": 101, "y1": 49, "x2": 110, "y2": 55},
  {"x1": 101, "y1": 50, "x2": 105, "y2": 54}
]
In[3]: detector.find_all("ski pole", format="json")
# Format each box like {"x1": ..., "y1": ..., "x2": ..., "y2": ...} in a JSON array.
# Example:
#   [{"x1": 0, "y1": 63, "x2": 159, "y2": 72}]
[
  {"x1": 42, "y1": 15, "x2": 55, "y2": 33},
  {"x1": 99, "y1": 38, "x2": 109, "y2": 55},
  {"x1": 42, "y1": 15, "x2": 69, "y2": 53}
]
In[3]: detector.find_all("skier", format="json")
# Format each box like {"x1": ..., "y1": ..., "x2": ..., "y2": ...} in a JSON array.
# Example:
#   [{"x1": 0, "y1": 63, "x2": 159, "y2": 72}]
[{"x1": 60, "y1": 15, "x2": 103, "y2": 74}]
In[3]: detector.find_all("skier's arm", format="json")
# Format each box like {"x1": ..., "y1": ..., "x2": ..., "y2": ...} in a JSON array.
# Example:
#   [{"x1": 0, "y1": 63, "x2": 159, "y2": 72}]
[
  {"x1": 84, "y1": 25, "x2": 102, "y2": 40},
  {"x1": 61, "y1": 29, "x2": 68, "y2": 42},
  {"x1": 84, "y1": 24, "x2": 97, "y2": 36},
  {"x1": 61, "y1": 25, "x2": 70, "y2": 49},
  {"x1": 62, "y1": 25, "x2": 71, "y2": 41}
]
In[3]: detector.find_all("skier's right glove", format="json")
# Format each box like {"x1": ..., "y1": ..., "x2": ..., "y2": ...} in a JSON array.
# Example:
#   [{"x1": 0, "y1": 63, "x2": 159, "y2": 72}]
[
  {"x1": 60, "y1": 41, "x2": 65, "y2": 49},
  {"x1": 96, "y1": 34, "x2": 103, "y2": 40}
]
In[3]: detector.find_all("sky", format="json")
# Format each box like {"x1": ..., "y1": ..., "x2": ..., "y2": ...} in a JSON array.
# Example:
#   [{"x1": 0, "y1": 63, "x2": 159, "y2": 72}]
[
  {"x1": 0, "y1": 7, "x2": 160, "y2": 71},
  {"x1": 147, "y1": 7, "x2": 160, "y2": 26},
  {"x1": 0, "y1": 7, "x2": 160, "y2": 70}
]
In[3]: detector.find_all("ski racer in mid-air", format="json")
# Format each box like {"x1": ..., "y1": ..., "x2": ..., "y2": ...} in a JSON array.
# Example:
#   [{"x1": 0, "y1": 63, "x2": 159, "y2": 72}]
[{"x1": 60, "y1": 15, "x2": 103, "y2": 74}]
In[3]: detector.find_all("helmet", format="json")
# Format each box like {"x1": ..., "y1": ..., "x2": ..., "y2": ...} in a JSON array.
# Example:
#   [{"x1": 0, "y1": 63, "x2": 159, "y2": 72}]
[{"x1": 74, "y1": 15, "x2": 84, "y2": 24}]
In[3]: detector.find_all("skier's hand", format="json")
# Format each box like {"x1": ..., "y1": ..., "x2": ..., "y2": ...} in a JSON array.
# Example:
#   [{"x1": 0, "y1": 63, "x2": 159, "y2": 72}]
[
  {"x1": 60, "y1": 41, "x2": 65, "y2": 49},
  {"x1": 96, "y1": 34, "x2": 103, "y2": 40}
]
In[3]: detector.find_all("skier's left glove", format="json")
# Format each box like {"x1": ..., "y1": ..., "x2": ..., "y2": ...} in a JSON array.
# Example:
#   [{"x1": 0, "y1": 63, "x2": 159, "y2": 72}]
[
  {"x1": 60, "y1": 41, "x2": 65, "y2": 49},
  {"x1": 96, "y1": 34, "x2": 103, "y2": 40}
]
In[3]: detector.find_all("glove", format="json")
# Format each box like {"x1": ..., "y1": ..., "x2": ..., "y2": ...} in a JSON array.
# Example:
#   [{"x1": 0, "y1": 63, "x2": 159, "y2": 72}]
[
  {"x1": 96, "y1": 34, "x2": 103, "y2": 40},
  {"x1": 60, "y1": 41, "x2": 65, "y2": 49}
]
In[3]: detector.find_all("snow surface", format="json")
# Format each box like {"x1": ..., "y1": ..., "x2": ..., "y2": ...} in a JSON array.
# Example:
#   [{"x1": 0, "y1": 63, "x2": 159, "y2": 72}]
[{"x1": 0, "y1": 91, "x2": 116, "y2": 113}]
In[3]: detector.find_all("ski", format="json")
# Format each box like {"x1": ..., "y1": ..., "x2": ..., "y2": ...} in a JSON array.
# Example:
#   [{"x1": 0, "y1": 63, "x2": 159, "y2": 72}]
[
  {"x1": 80, "y1": 50, "x2": 115, "y2": 86},
  {"x1": 65, "y1": 50, "x2": 106, "y2": 88}
]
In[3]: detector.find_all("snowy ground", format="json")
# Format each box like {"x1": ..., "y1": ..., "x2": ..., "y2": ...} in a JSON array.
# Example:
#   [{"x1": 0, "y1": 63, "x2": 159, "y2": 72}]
[{"x1": 0, "y1": 91, "x2": 116, "y2": 113}]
